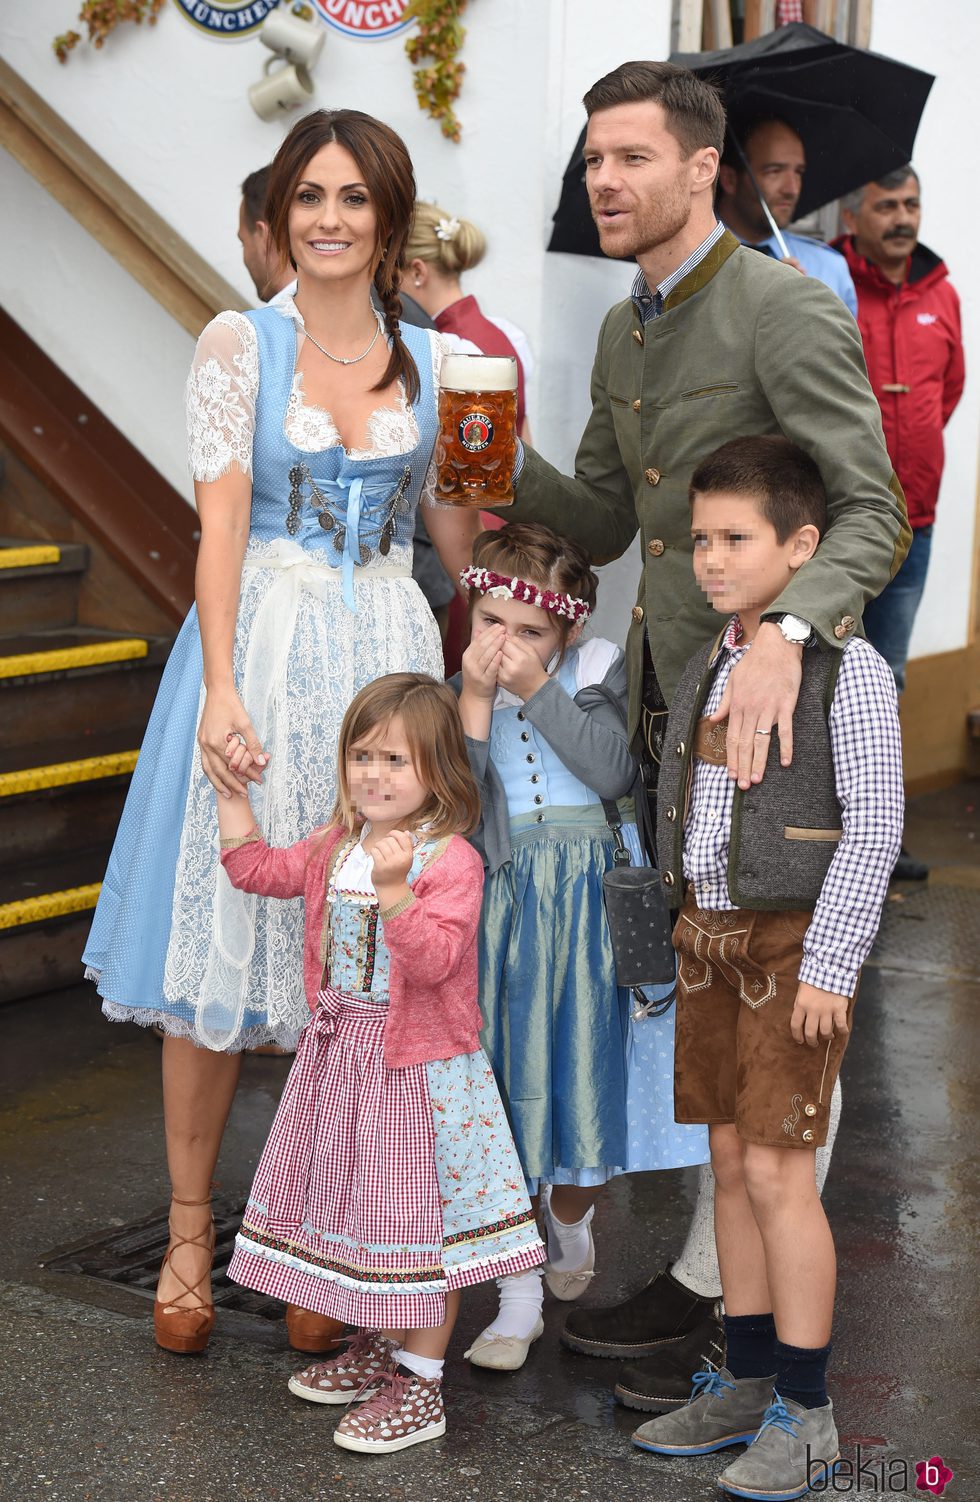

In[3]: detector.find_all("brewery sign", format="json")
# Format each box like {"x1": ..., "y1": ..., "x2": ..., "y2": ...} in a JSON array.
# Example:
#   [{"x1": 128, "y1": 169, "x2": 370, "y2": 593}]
[
  {"x1": 171, "y1": 0, "x2": 282, "y2": 37},
  {"x1": 311, "y1": 0, "x2": 414, "y2": 40}
]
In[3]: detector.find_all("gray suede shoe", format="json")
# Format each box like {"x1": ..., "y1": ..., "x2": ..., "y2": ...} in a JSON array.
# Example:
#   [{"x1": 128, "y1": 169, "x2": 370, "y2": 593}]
[
  {"x1": 717, "y1": 1394, "x2": 840, "y2": 1500},
  {"x1": 632, "y1": 1367, "x2": 774, "y2": 1456}
]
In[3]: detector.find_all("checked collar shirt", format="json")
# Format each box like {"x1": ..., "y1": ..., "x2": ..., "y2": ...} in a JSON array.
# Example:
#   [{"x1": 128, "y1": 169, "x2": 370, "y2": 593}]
[{"x1": 684, "y1": 617, "x2": 904, "y2": 997}]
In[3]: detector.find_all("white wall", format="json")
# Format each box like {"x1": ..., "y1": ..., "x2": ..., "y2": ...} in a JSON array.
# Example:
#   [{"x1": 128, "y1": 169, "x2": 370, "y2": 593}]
[
  {"x1": 1, "y1": 0, "x2": 976, "y2": 656},
  {"x1": 869, "y1": 2, "x2": 979, "y2": 662},
  {"x1": 0, "y1": 151, "x2": 196, "y2": 499}
]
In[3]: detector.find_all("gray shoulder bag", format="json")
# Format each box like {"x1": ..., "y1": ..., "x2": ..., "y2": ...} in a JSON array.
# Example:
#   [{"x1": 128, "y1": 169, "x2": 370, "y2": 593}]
[{"x1": 586, "y1": 684, "x2": 676, "y2": 1020}]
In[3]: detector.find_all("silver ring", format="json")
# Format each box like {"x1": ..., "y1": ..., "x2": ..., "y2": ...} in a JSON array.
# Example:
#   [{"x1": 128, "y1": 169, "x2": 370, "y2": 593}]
[
  {"x1": 754, "y1": 729, "x2": 772, "y2": 736},
  {"x1": 232, "y1": 732, "x2": 247, "y2": 748}
]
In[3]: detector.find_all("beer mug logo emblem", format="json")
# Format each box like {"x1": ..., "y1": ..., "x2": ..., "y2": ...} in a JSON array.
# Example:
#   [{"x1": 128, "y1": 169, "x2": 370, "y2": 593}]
[{"x1": 459, "y1": 413, "x2": 494, "y2": 453}]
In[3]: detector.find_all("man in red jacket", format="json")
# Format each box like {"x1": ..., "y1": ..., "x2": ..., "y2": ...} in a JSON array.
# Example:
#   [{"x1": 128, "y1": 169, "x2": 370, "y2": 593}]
[{"x1": 835, "y1": 166, "x2": 965, "y2": 879}]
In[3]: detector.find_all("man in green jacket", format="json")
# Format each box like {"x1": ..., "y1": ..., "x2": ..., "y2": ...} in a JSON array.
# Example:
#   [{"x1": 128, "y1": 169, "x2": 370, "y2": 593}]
[{"x1": 500, "y1": 60, "x2": 910, "y2": 1413}]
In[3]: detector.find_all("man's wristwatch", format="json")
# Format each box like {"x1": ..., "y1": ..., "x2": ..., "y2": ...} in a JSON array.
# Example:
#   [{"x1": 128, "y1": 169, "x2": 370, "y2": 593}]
[{"x1": 771, "y1": 612, "x2": 812, "y2": 646}]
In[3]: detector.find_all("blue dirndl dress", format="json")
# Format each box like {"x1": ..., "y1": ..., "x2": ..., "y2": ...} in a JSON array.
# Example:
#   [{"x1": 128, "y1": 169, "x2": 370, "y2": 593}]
[
  {"x1": 83, "y1": 311, "x2": 444, "y2": 1051},
  {"x1": 478, "y1": 649, "x2": 709, "y2": 1189}
]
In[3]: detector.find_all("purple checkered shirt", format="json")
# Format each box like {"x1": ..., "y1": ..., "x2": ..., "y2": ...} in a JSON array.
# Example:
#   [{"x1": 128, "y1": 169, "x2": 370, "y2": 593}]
[{"x1": 683, "y1": 617, "x2": 904, "y2": 996}]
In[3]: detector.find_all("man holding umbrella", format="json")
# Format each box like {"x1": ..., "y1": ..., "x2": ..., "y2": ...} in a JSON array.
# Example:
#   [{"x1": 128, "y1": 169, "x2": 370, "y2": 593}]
[
  {"x1": 715, "y1": 116, "x2": 857, "y2": 314},
  {"x1": 494, "y1": 54, "x2": 910, "y2": 1459}
]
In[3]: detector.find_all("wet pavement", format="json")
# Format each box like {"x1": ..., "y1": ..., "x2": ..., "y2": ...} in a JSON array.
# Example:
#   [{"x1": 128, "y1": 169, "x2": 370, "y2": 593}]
[{"x1": 0, "y1": 781, "x2": 977, "y2": 1501}]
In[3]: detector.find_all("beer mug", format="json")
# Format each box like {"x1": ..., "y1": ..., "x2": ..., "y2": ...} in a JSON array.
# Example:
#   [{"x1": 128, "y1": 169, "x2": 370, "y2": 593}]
[{"x1": 435, "y1": 355, "x2": 518, "y2": 506}]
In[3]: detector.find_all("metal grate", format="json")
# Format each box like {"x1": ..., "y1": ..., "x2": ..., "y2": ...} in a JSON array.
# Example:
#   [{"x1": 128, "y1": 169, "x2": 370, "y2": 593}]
[
  {"x1": 870, "y1": 879, "x2": 980, "y2": 983},
  {"x1": 40, "y1": 1196, "x2": 284, "y2": 1320}
]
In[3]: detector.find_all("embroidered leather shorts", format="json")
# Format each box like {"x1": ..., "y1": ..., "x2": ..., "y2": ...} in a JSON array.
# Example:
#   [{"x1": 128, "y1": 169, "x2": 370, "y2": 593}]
[{"x1": 672, "y1": 897, "x2": 855, "y2": 1148}]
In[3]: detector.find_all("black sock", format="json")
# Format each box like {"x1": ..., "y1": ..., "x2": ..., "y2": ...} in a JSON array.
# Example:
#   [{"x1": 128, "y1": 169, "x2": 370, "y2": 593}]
[
  {"x1": 774, "y1": 1338, "x2": 831, "y2": 1409},
  {"x1": 722, "y1": 1312, "x2": 777, "y2": 1379}
]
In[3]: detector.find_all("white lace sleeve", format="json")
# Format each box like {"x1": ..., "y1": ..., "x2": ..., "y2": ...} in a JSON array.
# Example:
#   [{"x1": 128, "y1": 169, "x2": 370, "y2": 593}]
[
  {"x1": 186, "y1": 312, "x2": 259, "y2": 482},
  {"x1": 420, "y1": 331, "x2": 457, "y2": 510}
]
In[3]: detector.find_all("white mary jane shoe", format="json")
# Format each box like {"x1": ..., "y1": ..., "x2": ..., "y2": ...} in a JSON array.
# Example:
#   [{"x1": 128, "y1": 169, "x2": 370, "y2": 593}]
[
  {"x1": 463, "y1": 1316, "x2": 545, "y2": 1371},
  {"x1": 543, "y1": 1224, "x2": 596, "y2": 1301}
]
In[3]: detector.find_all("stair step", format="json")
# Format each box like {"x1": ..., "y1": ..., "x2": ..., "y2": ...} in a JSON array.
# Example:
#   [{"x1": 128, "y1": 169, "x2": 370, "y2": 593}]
[
  {"x1": 0, "y1": 540, "x2": 89, "y2": 631},
  {"x1": 0, "y1": 757, "x2": 137, "y2": 866},
  {"x1": 0, "y1": 749, "x2": 139, "y2": 797},
  {"x1": 0, "y1": 631, "x2": 171, "y2": 753},
  {"x1": 0, "y1": 543, "x2": 62, "y2": 568},
  {"x1": 0, "y1": 729, "x2": 142, "y2": 776},
  {"x1": 0, "y1": 635, "x2": 149, "y2": 680},
  {"x1": 0, "y1": 847, "x2": 111, "y2": 912},
  {"x1": 0, "y1": 910, "x2": 96, "y2": 1004}
]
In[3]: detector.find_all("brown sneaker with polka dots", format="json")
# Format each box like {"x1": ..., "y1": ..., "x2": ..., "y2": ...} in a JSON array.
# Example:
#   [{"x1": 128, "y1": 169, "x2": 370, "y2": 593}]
[
  {"x1": 287, "y1": 1330, "x2": 398, "y2": 1405},
  {"x1": 333, "y1": 1365, "x2": 446, "y2": 1453}
]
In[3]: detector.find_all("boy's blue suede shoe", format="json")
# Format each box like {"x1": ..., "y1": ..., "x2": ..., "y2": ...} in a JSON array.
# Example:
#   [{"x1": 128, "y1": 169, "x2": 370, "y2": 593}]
[
  {"x1": 717, "y1": 1393, "x2": 840, "y2": 1500},
  {"x1": 632, "y1": 1366, "x2": 773, "y2": 1456}
]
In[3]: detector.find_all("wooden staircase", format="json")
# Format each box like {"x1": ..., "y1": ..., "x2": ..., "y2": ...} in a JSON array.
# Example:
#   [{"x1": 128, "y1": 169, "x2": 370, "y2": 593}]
[
  {"x1": 0, "y1": 538, "x2": 173, "y2": 1002},
  {"x1": 0, "y1": 309, "x2": 197, "y2": 1005}
]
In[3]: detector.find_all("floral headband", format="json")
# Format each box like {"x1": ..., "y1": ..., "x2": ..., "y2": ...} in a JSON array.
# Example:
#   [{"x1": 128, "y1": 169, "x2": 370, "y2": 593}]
[
  {"x1": 459, "y1": 565, "x2": 593, "y2": 623},
  {"x1": 435, "y1": 216, "x2": 461, "y2": 242}
]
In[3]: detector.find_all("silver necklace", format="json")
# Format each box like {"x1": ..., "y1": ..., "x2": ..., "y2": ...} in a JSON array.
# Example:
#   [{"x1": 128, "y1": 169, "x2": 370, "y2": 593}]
[{"x1": 303, "y1": 314, "x2": 382, "y2": 367}]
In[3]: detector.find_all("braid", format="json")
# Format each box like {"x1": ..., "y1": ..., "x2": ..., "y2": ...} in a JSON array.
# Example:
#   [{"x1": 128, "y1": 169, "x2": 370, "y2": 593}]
[{"x1": 373, "y1": 261, "x2": 420, "y2": 404}]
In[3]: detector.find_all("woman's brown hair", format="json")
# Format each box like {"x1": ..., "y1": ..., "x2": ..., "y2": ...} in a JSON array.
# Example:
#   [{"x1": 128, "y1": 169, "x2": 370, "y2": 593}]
[
  {"x1": 330, "y1": 673, "x2": 480, "y2": 839},
  {"x1": 266, "y1": 109, "x2": 420, "y2": 404},
  {"x1": 468, "y1": 522, "x2": 599, "y2": 662}
]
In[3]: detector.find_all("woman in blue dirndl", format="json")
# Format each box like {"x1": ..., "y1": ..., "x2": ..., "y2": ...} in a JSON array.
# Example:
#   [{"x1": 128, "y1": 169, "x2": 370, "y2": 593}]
[{"x1": 82, "y1": 110, "x2": 480, "y2": 1354}]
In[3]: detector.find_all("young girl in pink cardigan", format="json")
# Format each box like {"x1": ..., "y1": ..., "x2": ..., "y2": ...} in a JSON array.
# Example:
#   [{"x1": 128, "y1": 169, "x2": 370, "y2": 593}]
[{"x1": 218, "y1": 672, "x2": 543, "y2": 1454}]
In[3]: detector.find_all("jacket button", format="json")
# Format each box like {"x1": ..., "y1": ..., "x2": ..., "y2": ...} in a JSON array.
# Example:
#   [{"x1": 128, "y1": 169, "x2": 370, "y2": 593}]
[
  {"x1": 631, "y1": 605, "x2": 644, "y2": 623},
  {"x1": 530, "y1": 773, "x2": 540, "y2": 783},
  {"x1": 517, "y1": 711, "x2": 525, "y2": 721},
  {"x1": 535, "y1": 813, "x2": 545, "y2": 823},
  {"x1": 804, "y1": 1104, "x2": 817, "y2": 1117},
  {"x1": 526, "y1": 754, "x2": 535, "y2": 763},
  {"x1": 647, "y1": 538, "x2": 665, "y2": 556},
  {"x1": 675, "y1": 741, "x2": 685, "y2": 757},
  {"x1": 632, "y1": 398, "x2": 641, "y2": 412},
  {"x1": 663, "y1": 870, "x2": 675, "y2": 887},
  {"x1": 520, "y1": 731, "x2": 529, "y2": 742},
  {"x1": 533, "y1": 794, "x2": 543, "y2": 805},
  {"x1": 632, "y1": 329, "x2": 644, "y2": 345},
  {"x1": 644, "y1": 467, "x2": 661, "y2": 486},
  {"x1": 666, "y1": 805, "x2": 677, "y2": 821}
]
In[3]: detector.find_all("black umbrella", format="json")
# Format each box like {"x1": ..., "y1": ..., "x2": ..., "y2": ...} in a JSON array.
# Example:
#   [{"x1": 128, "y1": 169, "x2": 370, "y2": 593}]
[{"x1": 548, "y1": 23, "x2": 933, "y2": 257}]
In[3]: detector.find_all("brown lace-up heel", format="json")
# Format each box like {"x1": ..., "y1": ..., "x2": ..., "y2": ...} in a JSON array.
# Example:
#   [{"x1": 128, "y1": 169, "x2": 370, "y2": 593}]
[
  {"x1": 285, "y1": 1304, "x2": 345, "y2": 1354},
  {"x1": 154, "y1": 1193, "x2": 216, "y2": 1354}
]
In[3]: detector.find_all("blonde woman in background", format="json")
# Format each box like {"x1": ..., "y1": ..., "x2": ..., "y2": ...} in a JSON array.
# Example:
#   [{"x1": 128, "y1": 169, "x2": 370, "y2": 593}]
[{"x1": 406, "y1": 201, "x2": 533, "y2": 441}]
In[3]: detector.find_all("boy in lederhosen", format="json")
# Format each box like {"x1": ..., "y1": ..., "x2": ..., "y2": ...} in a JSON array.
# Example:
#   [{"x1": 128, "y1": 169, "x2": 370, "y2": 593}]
[{"x1": 632, "y1": 435, "x2": 903, "y2": 1502}]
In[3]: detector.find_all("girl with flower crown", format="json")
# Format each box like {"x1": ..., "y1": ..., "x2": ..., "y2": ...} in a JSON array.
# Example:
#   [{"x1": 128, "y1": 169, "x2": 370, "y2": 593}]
[{"x1": 453, "y1": 522, "x2": 708, "y2": 1371}]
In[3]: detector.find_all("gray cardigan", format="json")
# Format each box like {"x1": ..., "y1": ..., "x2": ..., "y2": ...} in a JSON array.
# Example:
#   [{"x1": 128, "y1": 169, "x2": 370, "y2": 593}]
[{"x1": 449, "y1": 654, "x2": 639, "y2": 874}]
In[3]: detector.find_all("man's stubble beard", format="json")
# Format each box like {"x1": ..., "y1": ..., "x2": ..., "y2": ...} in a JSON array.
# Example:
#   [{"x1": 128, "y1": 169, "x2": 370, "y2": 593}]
[{"x1": 593, "y1": 177, "x2": 692, "y2": 263}]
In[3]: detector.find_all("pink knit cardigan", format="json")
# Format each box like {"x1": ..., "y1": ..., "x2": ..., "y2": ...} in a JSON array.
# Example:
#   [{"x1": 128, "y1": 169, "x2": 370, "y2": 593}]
[{"x1": 219, "y1": 825, "x2": 485, "y2": 1068}]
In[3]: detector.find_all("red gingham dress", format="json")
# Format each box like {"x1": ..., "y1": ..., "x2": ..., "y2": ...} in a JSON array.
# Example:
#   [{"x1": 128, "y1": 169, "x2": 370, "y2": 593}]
[{"x1": 227, "y1": 836, "x2": 543, "y2": 1328}]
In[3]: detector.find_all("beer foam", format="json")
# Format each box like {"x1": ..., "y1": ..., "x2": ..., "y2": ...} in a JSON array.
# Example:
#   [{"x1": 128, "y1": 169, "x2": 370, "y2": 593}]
[{"x1": 439, "y1": 354, "x2": 518, "y2": 392}]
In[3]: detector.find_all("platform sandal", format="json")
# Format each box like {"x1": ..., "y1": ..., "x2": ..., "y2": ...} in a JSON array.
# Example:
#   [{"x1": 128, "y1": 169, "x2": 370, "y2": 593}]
[{"x1": 154, "y1": 1193, "x2": 216, "y2": 1354}]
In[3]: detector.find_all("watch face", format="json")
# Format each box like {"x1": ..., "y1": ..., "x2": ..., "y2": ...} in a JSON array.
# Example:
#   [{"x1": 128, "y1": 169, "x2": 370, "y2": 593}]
[{"x1": 780, "y1": 615, "x2": 810, "y2": 643}]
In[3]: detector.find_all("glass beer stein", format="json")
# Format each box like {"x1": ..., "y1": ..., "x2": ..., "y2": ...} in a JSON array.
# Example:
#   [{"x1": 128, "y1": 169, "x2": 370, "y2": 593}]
[{"x1": 435, "y1": 354, "x2": 519, "y2": 506}]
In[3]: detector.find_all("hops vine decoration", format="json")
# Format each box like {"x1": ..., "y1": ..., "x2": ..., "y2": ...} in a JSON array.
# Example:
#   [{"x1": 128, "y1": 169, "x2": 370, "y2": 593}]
[
  {"x1": 54, "y1": 0, "x2": 165, "y2": 65},
  {"x1": 403, "y1": 0, "x2": 471, "y2": 143}
]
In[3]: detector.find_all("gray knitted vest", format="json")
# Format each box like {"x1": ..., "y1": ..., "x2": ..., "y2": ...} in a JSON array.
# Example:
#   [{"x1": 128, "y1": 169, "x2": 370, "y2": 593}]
[{"x1": 657, "y1": 638, "x2": 843, "y2": 910}]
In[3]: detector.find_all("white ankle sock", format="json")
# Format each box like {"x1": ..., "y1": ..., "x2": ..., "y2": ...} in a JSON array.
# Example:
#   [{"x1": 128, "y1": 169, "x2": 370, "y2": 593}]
[
  {"x1": 483, "y1": 1271, "x2": 544, "y2": 1339},
  {"x1": 395, "y1": 1348, "x2": 443, "y2": 1381},
  {"x1": 671, "y1": 1077, "x2": 844, "y2": 1300},
  {"x1": 545, "y1": 1201, "x2": 595, "y2": 1270}
]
